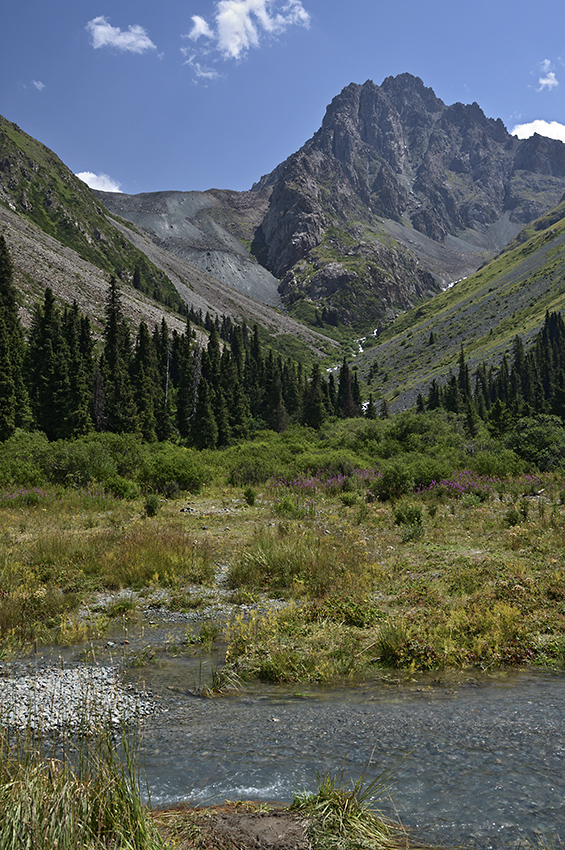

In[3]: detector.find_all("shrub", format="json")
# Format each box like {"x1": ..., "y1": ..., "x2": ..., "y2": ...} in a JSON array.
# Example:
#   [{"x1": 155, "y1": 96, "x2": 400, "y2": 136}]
[
  {"x1": 471, "y1": 448, "x2": 524, "y2": 477},
  {"x1": 393, "y1": 503, "x2": 422, "y2": 527},
  {"x1": 0, "y1": 431, "x2": 49, "y2": 487},
  {"x1": 144, "y1": 494, "x2": 161, "y2": 518},
  {"x1": 105, "y1": 476, "x2": 139, "y2": 500},
  {"x1": 140, "y1": 444, "x2": 208, "y2": 494},
  {"x1": 273, "y1": 495, "x2": 315, "y2": 519},
  {"x1": 507, "y1": 415, "x2": 565, "y2": 471},
  {"x1": 370, "y1": 461, "x2": 414, "y2": 502},
  {"x1": 243, "y1": 486, "x2": 256, "y2": 506},
  {"x1": 504, "y1": 506, "x2": 521, "y2": 527}
]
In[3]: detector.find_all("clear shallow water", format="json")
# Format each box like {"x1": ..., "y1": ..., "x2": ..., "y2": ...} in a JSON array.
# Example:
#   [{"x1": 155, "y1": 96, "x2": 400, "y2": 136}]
[{"x1": 134, "y1": 663, "x2": 565, "y2": 849}]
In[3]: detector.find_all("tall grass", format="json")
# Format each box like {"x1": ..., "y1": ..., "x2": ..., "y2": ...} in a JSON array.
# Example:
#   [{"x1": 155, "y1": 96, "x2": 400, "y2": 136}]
[
  {"x1": 0, "y1": 720, "x2": 165, "y2": 850},
  {"x1": 0, "y1": 521, "x2": 217, "y2": 647},
  {"x1": 227, "y1": 524, "x2": 373, "y2": 599}
]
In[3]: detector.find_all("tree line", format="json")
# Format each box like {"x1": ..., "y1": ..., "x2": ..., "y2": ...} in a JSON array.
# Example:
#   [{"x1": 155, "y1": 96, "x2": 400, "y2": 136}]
[
  {"x1": 423, "y1": 310, "x2": 565, "y2": 435},
  {"x1": 0, "y1": 235, "x2": 369, "y2": 446}
]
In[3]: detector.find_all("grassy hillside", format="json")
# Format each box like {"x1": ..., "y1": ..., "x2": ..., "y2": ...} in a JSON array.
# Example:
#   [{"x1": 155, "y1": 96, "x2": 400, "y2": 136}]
[
  {"x1": 0, "y1": 116, "x2": 185, "y2": 313},
  {"x1": 359, "y1": 199, "x2": 565, "y2": 409}
]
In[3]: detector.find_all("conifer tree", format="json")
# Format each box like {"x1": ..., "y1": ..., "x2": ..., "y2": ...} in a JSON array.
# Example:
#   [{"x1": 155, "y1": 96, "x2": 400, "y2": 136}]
[
  {"x1": 61, "y1": 303, "x2": 94, "y2": 436},
  {"x1": 457, "y1": 345, "x2": 472, "y2": 404},
  {"x1": 192, "y1": 377, "x2": 218, "y2": 449},
  {"x1": 26, "y1": 288, "x2": 74, "y2": 439},
  {"x1": 212, "y1": 387, "x2": 231, "y2": 446},
  {"x1": 337, "y1": 358, "x2": 359, "y2": 418},
  {"x1": 176, "y1": 327, "x2": 194, "y2": 438},
  {"x1": 230, "y1": 379, "x2": 251, "y2": 441},
  {"x1": 101, "y1": 277, "x2": 138, "y2": 433},
  {"x1": 302, "y1": 364, "x2": 326, "y2": 429},
  {"x1": 0, "y1": 316, "x2": 16, "y2": 440},
  {"x1": 133, "y1": 321, "x2": 160, "y2": 441},
  {"x1": 0, "y1": 235, "x2": 30, "y2": 435},
  {"x1": 152, "y1": 319, "x2": 174, "y2": 441}
]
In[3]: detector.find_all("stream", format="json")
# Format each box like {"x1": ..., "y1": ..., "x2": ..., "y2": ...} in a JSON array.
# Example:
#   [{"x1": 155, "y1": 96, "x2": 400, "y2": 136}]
[{"x1": 130, "y1": 653, "x2": 565, "y2": 850}]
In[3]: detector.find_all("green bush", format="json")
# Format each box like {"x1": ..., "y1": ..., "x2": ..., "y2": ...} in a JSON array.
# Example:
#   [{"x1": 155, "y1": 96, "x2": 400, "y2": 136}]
[
  {"x1": 0, "y1": 431, "x2": 49, "y2": 486},
  {"x1": 40, "y1": 433, "x2": 144, "y2": 487},
  {"x1": 144, "y1": 494, "x2": 161, "y2": 518},
  {"x1": 243, "y1": 486, "x2": 256, "y2": 506},
  {"x1": 393, "y1": 502, "x2": 423, "y2": 527},
  {"x1": 370, "y1": 461, "x2": 414, "y2": 502},
  {"x1": 140, "y1": 444, "x2": 208, "y2": 494},
  {"x1": 504, "y1": 506, "x2": 522, "y2": 527},
  {"x1": 507, "y1": 415, "x2": 565, "y2": 471},
  {"x1": 105, "y1": 476, "x2": 139, "y2": 500},
  {"x1": 471, "y1": 448, "x2": 524, "y2": 477}
]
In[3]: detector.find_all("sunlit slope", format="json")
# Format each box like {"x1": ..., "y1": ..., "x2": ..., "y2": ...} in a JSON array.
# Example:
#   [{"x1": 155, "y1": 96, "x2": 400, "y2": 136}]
[{"x1": 360, "y1": 198, "x2": 565, "y2": 409}]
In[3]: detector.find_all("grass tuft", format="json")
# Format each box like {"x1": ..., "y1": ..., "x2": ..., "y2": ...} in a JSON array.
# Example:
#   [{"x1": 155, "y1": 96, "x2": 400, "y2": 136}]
[{"x1": 291, "y1": 765, "x2": 403, "y2": 850}]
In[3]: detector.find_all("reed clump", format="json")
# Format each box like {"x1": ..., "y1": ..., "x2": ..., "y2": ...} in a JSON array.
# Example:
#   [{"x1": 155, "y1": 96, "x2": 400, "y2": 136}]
[{"x1": 0, "y1": 720, "x2": 165, "y2": 850}]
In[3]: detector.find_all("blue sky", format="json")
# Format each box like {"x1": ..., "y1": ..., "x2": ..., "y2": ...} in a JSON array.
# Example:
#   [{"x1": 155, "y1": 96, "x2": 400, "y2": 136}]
[{"x1": 1, "y1": 0, "x2": 565, "y2": 195}]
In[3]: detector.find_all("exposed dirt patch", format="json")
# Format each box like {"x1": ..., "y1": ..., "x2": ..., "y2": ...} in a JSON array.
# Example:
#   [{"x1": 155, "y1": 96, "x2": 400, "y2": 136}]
[{"x1": 154, "y1": 802, "x2": 310, "y2": 850}]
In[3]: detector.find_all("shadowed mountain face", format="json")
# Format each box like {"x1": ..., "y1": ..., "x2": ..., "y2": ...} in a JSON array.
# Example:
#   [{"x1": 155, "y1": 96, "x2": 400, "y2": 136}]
[{"x1": 98, "y1": 74, "x2": 565, "y2": 331}]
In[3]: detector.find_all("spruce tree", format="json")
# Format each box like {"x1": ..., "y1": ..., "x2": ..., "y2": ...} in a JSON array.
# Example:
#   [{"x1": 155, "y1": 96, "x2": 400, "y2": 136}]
[
  {"x1": 302, "y1": 364, "x2": 326, "y2": 429},
  {"x1": 192, "y1": 377, "x2": 218, "y2": 449},
  {"x1": 0, "y1": 316, "x2": 16, "y2": 440},
  {"x1": 176, "y1": 327, "x2": 194, "y2": 438},
  {"x1": 61, "y1": 303, "x2": 94, "y2": 436},
  {"x1": 0, "y1": 235, "x2": 30, "y2": 434},
  {"x1": 133, "y1": 321, "x2": 160, "y2": 441},
  {"x1": 101, "y1": 277, "x2": 138, "y2": 433},
  {"x1": 26, "y1": 288, "x2": 75, "y2": 439},
  {"x1": 337, "y1": 358, "x2": 359, "y2": 418}
]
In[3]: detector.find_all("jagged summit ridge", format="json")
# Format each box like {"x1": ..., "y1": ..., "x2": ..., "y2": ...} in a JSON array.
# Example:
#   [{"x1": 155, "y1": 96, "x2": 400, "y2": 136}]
[{"x1": 258, "y1": 74, "x2": 565, "y2": 271}]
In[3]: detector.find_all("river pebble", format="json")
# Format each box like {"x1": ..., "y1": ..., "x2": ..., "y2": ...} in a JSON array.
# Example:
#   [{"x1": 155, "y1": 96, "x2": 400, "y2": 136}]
[{"x1": 0, "y1": 664, "x2": 156, "y2": 731}]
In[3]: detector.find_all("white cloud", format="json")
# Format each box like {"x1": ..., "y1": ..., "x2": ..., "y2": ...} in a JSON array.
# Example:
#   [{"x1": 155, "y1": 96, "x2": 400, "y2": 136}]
[
  {"x1": 86, "y1": 16, "x2": 156, "y2": 54},
  {"x1": 183, "y1": 55, "x2": 221, "y2": 80},
  {"x1": 76, "y1": 172, "x2": 123, "y2": 193},
  {"x1": 32, "y1": 80, "x2": 45, "y2": 91},
  {"x1": 188, "y1": 15, "x2": 215, "y2": 41},
  {"x1": 184, "y1": 0, "x2": 310, "y2": 63},
  {"x1": 511, "y1": 120, "x2": 565, "y2": 144},
  {"x1": 537, "y1": 59, "x2": 559, "y2": 91},
  {"x1": 538, "y1": 71, "x2": 558, "y2": 91}
]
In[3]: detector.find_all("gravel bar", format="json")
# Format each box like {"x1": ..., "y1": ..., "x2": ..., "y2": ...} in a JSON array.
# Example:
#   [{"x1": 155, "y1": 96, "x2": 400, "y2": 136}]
[{"x1": 0, "y1": 664, "x2": 156, "y2": 731}]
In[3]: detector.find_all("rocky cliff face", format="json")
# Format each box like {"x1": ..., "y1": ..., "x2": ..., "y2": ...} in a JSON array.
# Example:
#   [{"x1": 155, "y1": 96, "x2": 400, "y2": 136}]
[
  {"x1": 88, "y1": 74, "x2": 565, "y2": 332},
  {"x1": 252, "y1": 74, "x2": 565, "y2": 328}
]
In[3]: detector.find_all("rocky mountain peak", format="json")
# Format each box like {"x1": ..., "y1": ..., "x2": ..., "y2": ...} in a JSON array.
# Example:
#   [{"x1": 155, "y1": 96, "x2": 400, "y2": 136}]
[{"x1": 251, "y1": 73, "x2": 565, "y2": 328}]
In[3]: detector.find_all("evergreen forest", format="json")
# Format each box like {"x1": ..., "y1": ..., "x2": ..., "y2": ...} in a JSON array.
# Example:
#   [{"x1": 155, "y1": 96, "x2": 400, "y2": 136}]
[{"x1": 0, "y1": 235, "x2": 370, "y2": 447}]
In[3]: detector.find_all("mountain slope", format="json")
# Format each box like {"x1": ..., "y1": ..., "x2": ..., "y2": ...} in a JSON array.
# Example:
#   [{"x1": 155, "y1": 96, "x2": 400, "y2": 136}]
[
  {"x1": 0, "y1": 115, "x2": 184, "y2": 313},
  {"x1": 0, "y1": 115, "x2": 336, "y2": 357},
  {"x1": 97, "y1": 74, "x2": 565, "y2": 334},
  {"x1": 357, "y1": 198, "x2": 565, "y2": 410},
  {"x1": 96, "y1": 188, "x2": 282, "y2": 308}
]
